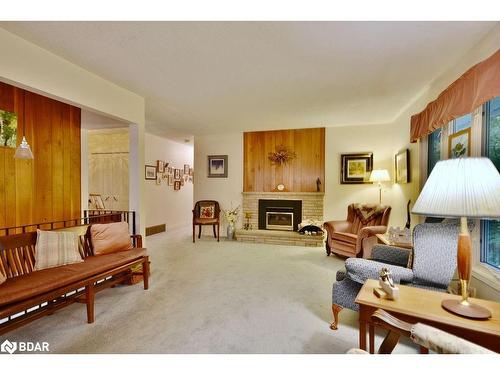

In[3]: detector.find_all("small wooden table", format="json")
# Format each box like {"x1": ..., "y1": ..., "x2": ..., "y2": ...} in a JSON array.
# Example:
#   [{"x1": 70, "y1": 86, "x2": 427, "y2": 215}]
[
  {"x1": 375, "y1": 233, "x2": 412, "y2": 249},
  {"x1": 355, "y1": 279, "x2": 500, "y2": 353}
]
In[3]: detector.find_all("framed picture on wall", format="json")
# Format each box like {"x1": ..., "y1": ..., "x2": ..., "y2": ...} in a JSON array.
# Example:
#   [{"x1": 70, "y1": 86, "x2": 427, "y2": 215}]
[
  {"x1": 208, "y1": 155, "x2": 228, "y2": 178},
  {"x1": 174, "y1": 168, "x2": 181, "y2": 180},
  {"x1": 168, "y1": 175, "x2": 174, "y2": 186},
  {"x1": 145, "y1": 165, "x2": 157, "y2": 180},
  {"x1": 340, "y1": 152, "x2": 373, "y2": 184},
  {"x1": 0, "y1": 109, "x2": 18, "y2": 148},
  {"x1": 157, "y1": 160, "x2": 165, "y2": 173},
  {"x1": 184, "y1": 164, "x2": 190, "y2": 174},
  {"x1": 448, "y1": 128, "x2": 471, "y2": 159},
  {"x1": 174, "y1": 180, "x2": 181, "y2": 190},
  {"x1": 395, "y1": 149, "x2": 410, "y2": 184}
]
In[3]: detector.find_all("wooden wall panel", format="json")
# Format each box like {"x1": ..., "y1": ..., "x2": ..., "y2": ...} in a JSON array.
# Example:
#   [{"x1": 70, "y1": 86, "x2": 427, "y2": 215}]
[
  {"x1": 0, "y1": 81, "x2": 81, "y2": 229},
  {"x1": 243, "y1": 128, "x2": 325, "y2": 192}
]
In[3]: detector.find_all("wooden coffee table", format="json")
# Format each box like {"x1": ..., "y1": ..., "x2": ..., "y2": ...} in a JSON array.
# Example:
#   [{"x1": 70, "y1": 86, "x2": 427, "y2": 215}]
[
  {"x1": 375, "y1": 233, "x2": 412, "y2": 249},
  {"x1": 355, "y1": 279, "x2": 500, "y2": 353}
]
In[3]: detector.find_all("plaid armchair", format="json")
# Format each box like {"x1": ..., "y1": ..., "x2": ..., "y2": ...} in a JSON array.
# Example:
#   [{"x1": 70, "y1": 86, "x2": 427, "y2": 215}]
[{"x1": 330, "y1": 221, "x2": 462, "y2": 330}]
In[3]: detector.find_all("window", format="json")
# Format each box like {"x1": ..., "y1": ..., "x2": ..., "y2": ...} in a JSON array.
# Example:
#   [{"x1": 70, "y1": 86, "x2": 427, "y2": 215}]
[
  {"x1": 453, "y1": 113, "x2": 472, "y2": 132},
  {"x1": 427, "y1": 128, "x2": 441, "y2": 176},
  {"x1": 481, "y1": 97, "x2": 500, "y2": 270}
]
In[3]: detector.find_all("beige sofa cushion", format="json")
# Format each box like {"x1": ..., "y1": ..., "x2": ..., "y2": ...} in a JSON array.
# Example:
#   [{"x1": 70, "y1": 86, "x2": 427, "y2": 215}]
[
  {"x1": 90, "y1": 222, "x2": 132, "y2": 255},
  {"x1": 34, "y1": 230, "x2": 83, "y2": 270}
]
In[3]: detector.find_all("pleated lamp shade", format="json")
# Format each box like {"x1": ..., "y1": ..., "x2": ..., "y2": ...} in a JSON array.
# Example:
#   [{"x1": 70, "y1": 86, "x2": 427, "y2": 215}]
[
  {"x1": 412, "y1": 157, "x2": 500, "y2": 219},
  {"x1": 369, "y1": 169, "x2": 391, "y2": 182}
]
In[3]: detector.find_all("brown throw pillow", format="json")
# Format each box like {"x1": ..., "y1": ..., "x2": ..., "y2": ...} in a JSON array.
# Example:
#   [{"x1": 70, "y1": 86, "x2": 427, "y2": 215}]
[
  {"x1": 34, "y1": 230, "x2": 83, "y2": 270},
  {"x1": 90, "y1": 222, "x2": 133, "y2": 255},
  {"x1": 0, "y1": 270, "x2": 6, "y2": 285},
  {"x1": 199, "y1": 203, "x2": 215, "y2": 219}
]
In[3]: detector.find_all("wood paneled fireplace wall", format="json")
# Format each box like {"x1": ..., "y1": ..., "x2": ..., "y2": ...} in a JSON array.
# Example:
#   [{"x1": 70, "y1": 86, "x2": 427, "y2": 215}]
[{"x1": 243, "y1": 127, "x2": 325, "y2": 192}]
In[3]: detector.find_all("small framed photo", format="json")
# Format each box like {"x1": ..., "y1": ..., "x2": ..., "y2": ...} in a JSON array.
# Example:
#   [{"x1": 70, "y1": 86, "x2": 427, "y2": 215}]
[
  {"x1": 448, "y1": 128, "x2": 471, "y2": 159},
  {"x1": 174, "y1": 168, "x2": 181, "y2": 180},
  {"x1": 145, "y1": 165, "x2": 157, "y2": 180},
  {"x1": 184, "y1": 164, "x2": 190, "y2": 175},
  {"x1": 174, "y1": 180, "x2": 181, "y2": 190},
  {"x1": 395, "y1": 149, "x2": 410, "y2": 184},
  {"x1": 156, "y1": 174, "x2": 162, "y2": 185},
  {"x1": 157, "y1": 160, "x2": 165, "y2": 173},
  {"x1": 340, "y1": 153, "x2": 373, "y2": 184},
  {"x1": 189, "y1": 168, "x2": 193, "y2": 176},
  {"x1": 167, "y1": 166, "x2": 173, "y2": 174},
  {"x1": 168, "y1": 175, "x2": 174, "y2": 186},
  {"x1": 208, "y1": 155, "x2": 228, "y2": 178}
]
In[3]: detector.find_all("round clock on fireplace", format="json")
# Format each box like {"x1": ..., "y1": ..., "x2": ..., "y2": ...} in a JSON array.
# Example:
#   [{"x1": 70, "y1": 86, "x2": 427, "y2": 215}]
[{"x1": 276, "y1": 184, "x2": 285, "y2": 191}]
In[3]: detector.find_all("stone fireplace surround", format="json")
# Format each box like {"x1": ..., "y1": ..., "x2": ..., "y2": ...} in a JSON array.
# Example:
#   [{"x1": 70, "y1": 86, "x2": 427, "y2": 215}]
[{"x1": 237, "y1": 191, "x2": 325, "y2": 246}]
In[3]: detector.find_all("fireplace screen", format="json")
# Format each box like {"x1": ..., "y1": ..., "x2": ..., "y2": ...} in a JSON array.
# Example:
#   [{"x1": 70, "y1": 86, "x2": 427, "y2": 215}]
[{"x1": 266, "y1": 212, "x2": 294, "y2": 231}]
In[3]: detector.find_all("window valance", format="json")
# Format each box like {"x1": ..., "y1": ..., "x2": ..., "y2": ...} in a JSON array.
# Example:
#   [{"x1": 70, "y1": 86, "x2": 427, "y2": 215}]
[{"x1": 410, "y1": 49, "x2": 500, "y2": 143}]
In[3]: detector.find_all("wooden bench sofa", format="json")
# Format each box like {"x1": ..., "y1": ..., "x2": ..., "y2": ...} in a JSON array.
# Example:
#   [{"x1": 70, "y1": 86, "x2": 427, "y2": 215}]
[{"x1": 0, "y1": 227, "x2": 149, "y2": 335}]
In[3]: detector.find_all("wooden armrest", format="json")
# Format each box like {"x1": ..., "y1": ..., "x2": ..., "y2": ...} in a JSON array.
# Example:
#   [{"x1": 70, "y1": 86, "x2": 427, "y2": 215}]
[
  {"x1": 130, "y1": 234, "x2": 143, "y2": 247},
  {"x1": 370, "y1": 309, "x2": 413, "y2": 354}
]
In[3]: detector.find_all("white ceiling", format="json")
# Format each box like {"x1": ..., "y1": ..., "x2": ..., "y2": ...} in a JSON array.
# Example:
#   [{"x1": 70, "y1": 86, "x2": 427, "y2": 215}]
[{"x1": 1, "y1": 21, "x2": 497, "y2": 138}]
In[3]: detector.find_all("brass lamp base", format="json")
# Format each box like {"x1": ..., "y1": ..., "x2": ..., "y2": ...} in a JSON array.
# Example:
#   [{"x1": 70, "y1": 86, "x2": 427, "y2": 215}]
[{"x1": 442, "y1": 299, "x2": 492, "y2": 320}]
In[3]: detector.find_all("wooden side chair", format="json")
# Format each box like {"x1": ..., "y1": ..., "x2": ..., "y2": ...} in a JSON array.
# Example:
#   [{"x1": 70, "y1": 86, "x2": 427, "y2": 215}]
[{"x1": 192, "y1": 200, "x2": 221, "y2": 243}]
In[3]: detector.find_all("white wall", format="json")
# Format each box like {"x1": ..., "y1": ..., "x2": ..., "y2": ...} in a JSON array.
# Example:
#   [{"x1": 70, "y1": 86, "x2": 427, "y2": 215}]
[
  {"x1": 194, "y1": 133, "x2": 244, "y2": 232},
  {"x1": 324, "y1": 122, "x2": 419, "y2": 227},
  {"x1": 145, "y1": 133, "x2": 194, "y2": 231}
]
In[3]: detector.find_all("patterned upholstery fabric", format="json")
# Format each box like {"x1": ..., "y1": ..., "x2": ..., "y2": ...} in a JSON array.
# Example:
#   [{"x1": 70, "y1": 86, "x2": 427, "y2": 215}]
[
  {"x1": 410, "y1": 323, "x2": 493, "y2": 354},
  {"x1": 345, "y1": 258, "x2": 414, "y2": 285},
  {"x1": 332, "y1": 221, "x2": 460, "y2": 311},
  {"x1": 371, "y1": 245, "x2": 411, "y2": 268},
  {"x1": 412, "y1": 220, "x2": 467, "y2": 288}
]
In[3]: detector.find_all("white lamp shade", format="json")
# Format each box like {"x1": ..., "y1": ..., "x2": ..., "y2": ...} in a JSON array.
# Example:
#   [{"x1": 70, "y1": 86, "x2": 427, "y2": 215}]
[
  {"x1": 413, "y1": 157, "x2": 500, "y2": 219},
  {"x1": 369, "y1": 169, "x2": 391, "y2": 182}
]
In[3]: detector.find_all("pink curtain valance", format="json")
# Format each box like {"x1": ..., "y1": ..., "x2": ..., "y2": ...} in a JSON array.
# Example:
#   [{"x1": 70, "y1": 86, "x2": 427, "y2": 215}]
[{"x1": 410, "y1": 49, "x2": 500, "y2": 143}]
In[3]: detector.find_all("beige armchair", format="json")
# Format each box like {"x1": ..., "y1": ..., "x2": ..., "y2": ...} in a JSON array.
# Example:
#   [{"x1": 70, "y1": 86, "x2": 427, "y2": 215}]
[{"x1": 324, "y1": 203, "x2": 391, "y2": 258}]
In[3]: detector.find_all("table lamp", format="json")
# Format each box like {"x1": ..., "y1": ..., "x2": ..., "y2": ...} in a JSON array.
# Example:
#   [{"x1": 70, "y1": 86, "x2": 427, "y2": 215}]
[
  {"x1": 412, "y1": 157, "x2": 500, "y2": 319},
  {"x1": 369, "y1": 169, "x2": 391, "y2": 204}
]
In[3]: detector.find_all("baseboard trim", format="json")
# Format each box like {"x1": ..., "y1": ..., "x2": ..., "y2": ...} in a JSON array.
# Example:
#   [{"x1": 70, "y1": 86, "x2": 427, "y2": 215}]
[{"x1": 146, "y1": 224, "x2": 166, "y2": 236}]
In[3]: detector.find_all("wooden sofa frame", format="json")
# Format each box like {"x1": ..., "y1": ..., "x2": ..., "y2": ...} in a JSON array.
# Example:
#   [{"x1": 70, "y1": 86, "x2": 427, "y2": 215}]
[{"x1": 0, "y1": 230, "x2": 149, "y2": 336}]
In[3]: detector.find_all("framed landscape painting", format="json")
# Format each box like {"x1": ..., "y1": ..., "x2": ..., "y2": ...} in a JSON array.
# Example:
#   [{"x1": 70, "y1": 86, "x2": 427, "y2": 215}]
[
  {"x1": 448, "y1": 128, "x2": 471, "y2": 159},
  {"x1": 395, "y1": 149, "x2": 410, "y2": 184},
  {"x1": 208, "y1": 155, "x2": 228, "y2": 178},
  {"x1": 340, "y1": 152, "x2": 373, "y2": 184}
]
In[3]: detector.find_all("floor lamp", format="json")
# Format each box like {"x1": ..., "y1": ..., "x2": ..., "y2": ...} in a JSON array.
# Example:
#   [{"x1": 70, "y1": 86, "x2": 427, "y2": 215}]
[
  {"x1": 412, "y1": 158, "x2": 500, "y2": 319},
  {"x1": 369, "y1": 169, "x2": 390, "y2": 204}
]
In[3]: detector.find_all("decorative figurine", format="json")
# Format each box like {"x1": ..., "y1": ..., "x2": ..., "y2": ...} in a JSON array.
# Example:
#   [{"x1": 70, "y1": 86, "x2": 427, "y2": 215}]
[{"x1": 377, "y1": 267, "x2": 399, "y2": 300}]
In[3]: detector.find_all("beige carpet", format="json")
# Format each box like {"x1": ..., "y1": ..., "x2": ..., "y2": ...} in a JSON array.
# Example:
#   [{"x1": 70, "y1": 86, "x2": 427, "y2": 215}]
[{"x1": 4, "y1": 228, "x2": 417, "y2": 353}]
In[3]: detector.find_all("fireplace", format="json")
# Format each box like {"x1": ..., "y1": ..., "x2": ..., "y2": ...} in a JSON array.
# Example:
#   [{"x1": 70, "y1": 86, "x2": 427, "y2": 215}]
[
  {"x1": 266, "y1": 211, "x2": 294, "y2": 231},
  {"x1": 258, "y1": 199, "x2": 302, "y2": 231}
]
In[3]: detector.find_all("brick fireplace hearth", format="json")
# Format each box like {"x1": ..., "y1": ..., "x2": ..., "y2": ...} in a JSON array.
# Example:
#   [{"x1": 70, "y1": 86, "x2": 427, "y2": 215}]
[{"x1": 236, "y1": 191, "x2": 325, "y2": 246}]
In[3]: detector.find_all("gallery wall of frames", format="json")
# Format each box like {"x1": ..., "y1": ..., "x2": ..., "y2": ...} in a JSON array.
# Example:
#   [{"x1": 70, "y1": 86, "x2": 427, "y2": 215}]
[{"x1": 145, "y1": 160, "x2": 193, "y2": 191}]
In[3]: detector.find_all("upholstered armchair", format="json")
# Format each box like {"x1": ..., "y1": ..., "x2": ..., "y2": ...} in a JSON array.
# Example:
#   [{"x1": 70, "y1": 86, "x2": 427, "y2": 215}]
[
  {"x1": 192, "y1": 200, "x2": 221, "y2": 243},
  {"x1": 330, "y1": 221, "x2": 462, "y2": 330},
  {"x1": 324, "y1": 204, "x2": 391, "y2": 258}
]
